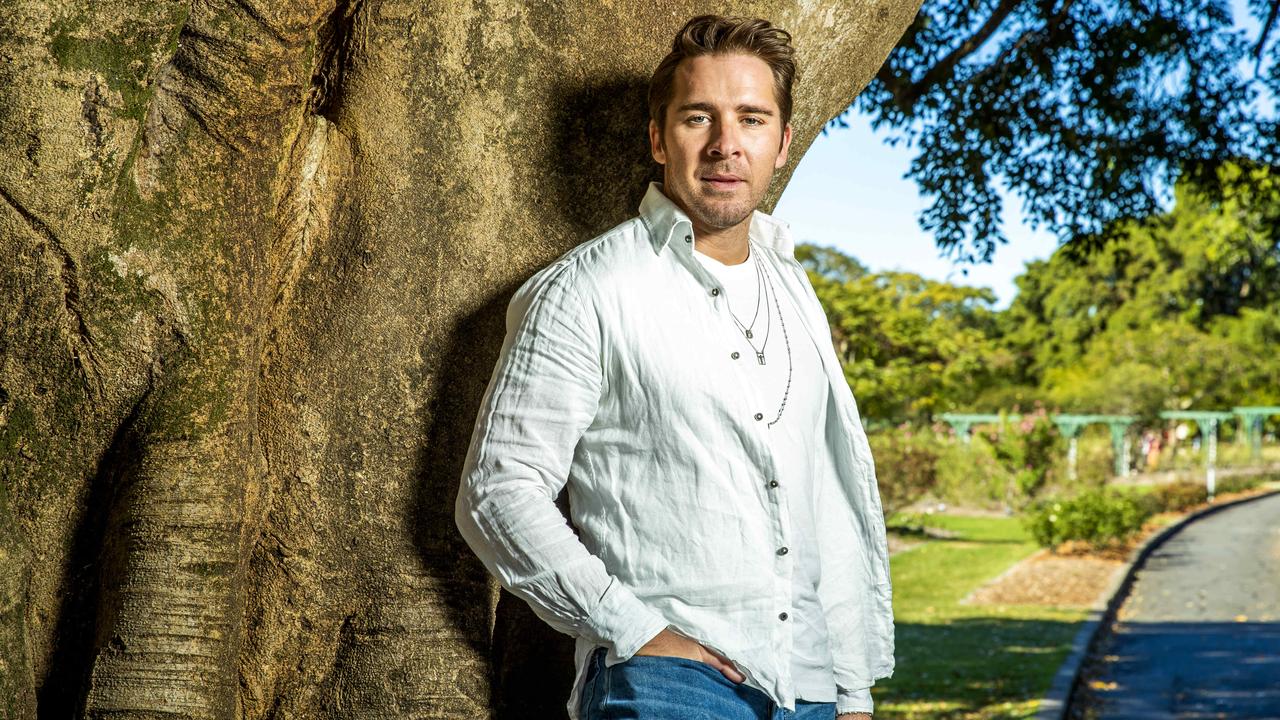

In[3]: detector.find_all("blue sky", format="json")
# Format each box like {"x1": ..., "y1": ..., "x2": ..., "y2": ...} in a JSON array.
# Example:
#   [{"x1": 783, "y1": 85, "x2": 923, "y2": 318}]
[
  {"x1": 773, "y1": 113, "x2": 1057, "y2": 310},
  {"x1": 774, "y1": 0, "x2": 1270, "y2": 311}
]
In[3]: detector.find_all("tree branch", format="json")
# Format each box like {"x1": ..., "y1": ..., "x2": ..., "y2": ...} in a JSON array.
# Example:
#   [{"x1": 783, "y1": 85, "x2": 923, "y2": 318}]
[
  {"x1": 969, "y1": 0, "x2": 1076, "y2": 87},
  {"x1": 894, "y1": 0, "x2": 1025, "y2": 111},
  {"x1": 1253, "y1": 0, "x2": 1279, "y2": 72}
]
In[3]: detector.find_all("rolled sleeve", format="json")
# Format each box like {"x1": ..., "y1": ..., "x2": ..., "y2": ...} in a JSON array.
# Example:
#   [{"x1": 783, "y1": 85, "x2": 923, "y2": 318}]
[
  {"x1": 455, "y1": 259, "x2": 667, "y2": 655},
  {"x1": 836, "y1": 685, "x2": 874, "y2": 715}
]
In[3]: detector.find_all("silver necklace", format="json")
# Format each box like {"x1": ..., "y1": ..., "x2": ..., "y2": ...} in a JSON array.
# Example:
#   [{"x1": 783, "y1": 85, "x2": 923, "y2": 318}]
[
  {"x1": 758, "y1": 260, "x2": 793, "y2": 427},
  {"x1": 725, "y1": 249, "x2": 771, "y2": 364},
  {"x1": 733, "y1": 252, "x2": 765, "y2": 341}
]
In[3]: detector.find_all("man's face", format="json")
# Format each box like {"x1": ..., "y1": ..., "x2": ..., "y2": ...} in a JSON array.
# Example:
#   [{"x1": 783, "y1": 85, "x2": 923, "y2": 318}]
[{"x1": 649, "y1": 52, "x2": 793, "y2": 234}]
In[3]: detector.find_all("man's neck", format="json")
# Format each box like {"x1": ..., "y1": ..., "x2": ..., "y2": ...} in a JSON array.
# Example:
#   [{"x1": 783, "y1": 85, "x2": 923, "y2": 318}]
[{"x1": 690, "y1": 219, "x2": 751, "y2": 265}]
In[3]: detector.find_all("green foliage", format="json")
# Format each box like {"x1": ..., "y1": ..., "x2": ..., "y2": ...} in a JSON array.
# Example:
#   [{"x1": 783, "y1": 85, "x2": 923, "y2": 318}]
[
  {"x1": 1144, "y1": 481, "x2": 1209, "y2": 514},
  {"x1": 1022, "y1": 488, "x2": 1150, "y2": 549},
  {"x1": 933, "y1": 432, "x2": 1012, "y2": 509},
  {"x1": 793, "y1": 243, "x2": 869, "y2": 283},
  {"x1": 999, "y1": 162, "x2": 1280, "y2": 422},
  {"x1": 840, "y1": 0, "x2": 1279, "y2": 265},
  {"x1": 800, "y1": 244, "x2": 1007, "y2": 424},
  {"x1": 979, "y1": 407, "x2": 1063, "y2": 506},
  {"x1": 802, "y1": 163, "x2": 1280, "y2": 509},
  {"x1": 867, "y1": 424, "x2": 942, "y2": 517},
  {"x1": 1215, "y1": 472, "x2": 1272, "y2": 494}
]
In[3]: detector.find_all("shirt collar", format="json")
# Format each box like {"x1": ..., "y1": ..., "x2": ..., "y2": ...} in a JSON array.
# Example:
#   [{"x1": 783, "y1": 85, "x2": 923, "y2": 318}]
[{"x1": 637, "y1": 181, "x2": 796, "y2": 259}]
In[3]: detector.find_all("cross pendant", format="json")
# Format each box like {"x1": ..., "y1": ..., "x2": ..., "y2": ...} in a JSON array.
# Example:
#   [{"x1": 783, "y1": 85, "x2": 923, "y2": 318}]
[{"x1": 757, "y1": 352, "x2": 766, "y2": 365}]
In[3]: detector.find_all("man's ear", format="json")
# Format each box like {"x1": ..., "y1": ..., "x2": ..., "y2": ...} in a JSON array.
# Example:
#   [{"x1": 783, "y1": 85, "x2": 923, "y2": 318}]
[
  {"x1": 649, "y1": 118, "x2": 666, "y2": 165},
  {"x1": 774, "y1": 122, "x2": 793, "y2": 169}
]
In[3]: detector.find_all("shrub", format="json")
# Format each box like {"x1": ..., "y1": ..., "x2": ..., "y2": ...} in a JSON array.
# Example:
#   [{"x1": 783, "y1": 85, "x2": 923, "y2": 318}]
[
  {"x1": 979, "y1": 406, "x2": 1064, "y2": 509},
  {"x1": 1072, "y1": 429, "x2": 1119, "y2": 487},
  {"x1": 933, "y1": 432, "x2": 1012, "y2": 509},
  {"x1": 1216, "y1": 473, "x2": 1267, "y2": 494},
  {"x1": 1022, "y1": 488, "x2": 1151, "y2": 550},
  {"x1": 868, "y1": 424, "x2": 941, "y2": 518},
  {"x1": 1147, "y1": 480, "x2": 1208, "y2": 513}
]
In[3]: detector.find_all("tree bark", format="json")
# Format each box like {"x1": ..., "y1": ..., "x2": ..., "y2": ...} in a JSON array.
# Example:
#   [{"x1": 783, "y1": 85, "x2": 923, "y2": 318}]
[{"x1": 0, "y1": 1, "x2": 921, "y2": 717}]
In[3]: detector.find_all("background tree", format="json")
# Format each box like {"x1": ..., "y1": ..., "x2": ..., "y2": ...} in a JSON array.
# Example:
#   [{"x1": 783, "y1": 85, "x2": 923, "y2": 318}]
[
  {"x1": 799, "y1": 244, "x2": 1008, "y2": 424},
  {"x1": 0, "y1": 2, "x2": 923, "y2": 717},
  {"x1": 1000, "y1": 160, "x2": 1280, "y2": 418},
  {"x1": 797, "y1": 161, "x2": 1280, "y2": 424},
  {"x1": 839, "y1": 0, "x2": 1280, "y2": 265}
]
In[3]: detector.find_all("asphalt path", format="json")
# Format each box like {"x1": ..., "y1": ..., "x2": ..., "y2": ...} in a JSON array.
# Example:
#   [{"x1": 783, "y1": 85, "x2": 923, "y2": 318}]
[{"x1": 1070, "y1": 491, "x2": 1280, "y2": 719}]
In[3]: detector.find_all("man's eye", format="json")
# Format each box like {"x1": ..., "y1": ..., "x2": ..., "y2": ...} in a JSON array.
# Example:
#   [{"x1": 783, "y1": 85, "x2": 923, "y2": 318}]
[
  {"x1": 744, "y1": 117, "x2": 764, "y2": 125},
  {"x1": 688, "y1": 115, "x2": 709, "y2": 124}
]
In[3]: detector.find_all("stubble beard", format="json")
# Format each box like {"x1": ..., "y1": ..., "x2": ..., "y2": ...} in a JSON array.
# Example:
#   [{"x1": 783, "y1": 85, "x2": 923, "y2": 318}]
[{"x1": 687, "y1": 183, "x2": 762, "y2": 230}]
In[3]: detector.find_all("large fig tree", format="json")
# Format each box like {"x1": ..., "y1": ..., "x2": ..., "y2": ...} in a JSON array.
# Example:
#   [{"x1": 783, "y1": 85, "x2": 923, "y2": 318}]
[{"x1": 0, "y1": 1, "x2": 920, "y2": 716}]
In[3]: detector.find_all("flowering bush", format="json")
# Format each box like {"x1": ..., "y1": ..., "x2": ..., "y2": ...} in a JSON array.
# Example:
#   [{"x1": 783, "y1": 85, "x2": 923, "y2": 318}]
[{"x1": 981, "y1": 405, "x2": 1064, "y2": 508}]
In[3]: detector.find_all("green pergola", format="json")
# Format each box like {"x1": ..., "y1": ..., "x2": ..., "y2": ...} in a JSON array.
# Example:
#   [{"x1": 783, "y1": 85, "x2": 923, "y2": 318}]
[
  {"x1": 1158, "y1": 410, "x2": 1237, "y2": 500},
  {"x1": 940, "y1": 408, "x2": 1272, "y2": 496},
  {"x1": 1052, "y1": 414, "x2": 1138, "y2": 479},
  {"x1": 938, "y1": 412, "x2": 1137, "y2": 480},
  {"x1": 937, "y1": 413, "x2": 1014, "y2": 442},
  {"x1": 1232, "y1": 406, "x2": 1280, "y2": 462}
]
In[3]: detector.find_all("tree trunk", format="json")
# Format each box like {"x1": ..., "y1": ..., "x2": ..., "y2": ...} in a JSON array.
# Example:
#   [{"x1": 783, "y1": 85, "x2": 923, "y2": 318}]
[{"x1": 0, "y1": 1, "x2": 920, "y2": 717}]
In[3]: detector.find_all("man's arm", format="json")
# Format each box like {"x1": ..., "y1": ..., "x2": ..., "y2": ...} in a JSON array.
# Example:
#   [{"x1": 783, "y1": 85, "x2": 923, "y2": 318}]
[{"x1": 454, "y1": 262, "x2": 669, "y2": 659}]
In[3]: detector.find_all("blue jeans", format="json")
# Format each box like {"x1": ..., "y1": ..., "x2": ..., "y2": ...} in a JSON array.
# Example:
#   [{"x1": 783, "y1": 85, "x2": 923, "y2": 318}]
[{"x1": 580, "y1": 646, "x2": 838, "y2": 720}]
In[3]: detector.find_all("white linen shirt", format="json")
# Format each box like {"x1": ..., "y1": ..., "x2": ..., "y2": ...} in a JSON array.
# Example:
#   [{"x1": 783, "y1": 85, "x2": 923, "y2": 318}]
[{"x1": 455, "y1": 181, "x2": 895, "y2": 718}]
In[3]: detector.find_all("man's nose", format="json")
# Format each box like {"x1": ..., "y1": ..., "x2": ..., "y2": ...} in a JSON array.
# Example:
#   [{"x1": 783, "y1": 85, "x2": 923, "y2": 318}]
[{"x1": 707, "y1": 120, "x2": 743, "y2": 157}]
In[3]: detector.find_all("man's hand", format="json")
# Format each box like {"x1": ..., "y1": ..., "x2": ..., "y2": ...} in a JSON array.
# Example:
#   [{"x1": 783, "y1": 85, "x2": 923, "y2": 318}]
[
  {"x1": 836, "y1": 714, "x2": 872, "y2": 720},
  {"x1": 633, "y1": 627, "x2": 747, "y2": 684}
]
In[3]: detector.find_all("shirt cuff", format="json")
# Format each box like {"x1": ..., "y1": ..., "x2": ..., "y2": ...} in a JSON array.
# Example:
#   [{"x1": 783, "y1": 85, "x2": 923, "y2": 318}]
[
  {"x1": 836, "y1": 685, "x2": 874, "y2": 714},
  {"x1": 586, "y1": 576, "x2": 670, "y2": 661}
]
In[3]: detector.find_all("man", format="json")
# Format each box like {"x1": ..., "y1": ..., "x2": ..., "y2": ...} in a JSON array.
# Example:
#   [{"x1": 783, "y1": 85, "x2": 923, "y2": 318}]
[{"x1": 455, "y1": 14, "x2": 894, "y2": 720}]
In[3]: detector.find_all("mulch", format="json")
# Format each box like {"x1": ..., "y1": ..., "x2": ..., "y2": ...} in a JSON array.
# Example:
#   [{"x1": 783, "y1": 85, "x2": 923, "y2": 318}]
[{"x1": 960, "y1": 550, "x2": 1126, "y2": 607}]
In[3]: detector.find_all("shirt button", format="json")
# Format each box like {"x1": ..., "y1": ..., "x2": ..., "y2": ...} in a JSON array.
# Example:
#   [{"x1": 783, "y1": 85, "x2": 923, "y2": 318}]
[
  {"x1": 754, "y1": 412, "x2": 764, "y2": 421},
  {"x1": 779, "y1": 612, "x2": 789, "y2": 621},
  {"x1": 711, "y1": 287, "x2": 720, "y2": 296},
  {"x1": 685, "y1": 234, "x2": 692, "y2": 243},
  {"x1": 777, "y1": 546, "x2": 789, "y2": 555},
  {"x1": 731, "y1": 351, "x2": 740, "y2": 359},
  {"x1": 768, "y1": 480, "x2": 779, "y2": 488}
]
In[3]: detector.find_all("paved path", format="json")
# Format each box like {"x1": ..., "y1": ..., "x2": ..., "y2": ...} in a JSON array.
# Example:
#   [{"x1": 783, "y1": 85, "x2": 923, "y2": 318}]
[{"x1": 1071, "y1": 491, "x2": 1280, "y2": 719}]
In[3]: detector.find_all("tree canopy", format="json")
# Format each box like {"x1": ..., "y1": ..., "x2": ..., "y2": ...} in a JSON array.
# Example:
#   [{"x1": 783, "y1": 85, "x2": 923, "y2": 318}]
[
  {"x1": 838, "y1": 0, "x2": 1280, "y2": 265},
  {"x1": 800, "y1": 161, "x2": 1280, "y2": 425}
]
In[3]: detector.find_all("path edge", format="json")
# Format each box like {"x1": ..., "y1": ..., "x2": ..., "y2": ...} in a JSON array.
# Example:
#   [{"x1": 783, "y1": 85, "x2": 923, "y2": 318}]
[{"x1": 1033, "y1": 482, "x2": 1280, "y2": 720}]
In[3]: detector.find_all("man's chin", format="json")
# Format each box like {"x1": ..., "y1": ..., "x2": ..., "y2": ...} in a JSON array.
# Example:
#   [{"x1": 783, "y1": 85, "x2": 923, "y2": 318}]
[
  {"x1": 694, "y1": 209, "x2": 754, "y2": 229},
  {"x1": 698, "y1": 197, "x2": 753, "y2": 221}
]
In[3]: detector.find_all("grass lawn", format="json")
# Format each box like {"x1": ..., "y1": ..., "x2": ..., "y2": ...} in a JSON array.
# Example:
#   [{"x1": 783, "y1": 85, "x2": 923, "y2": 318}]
[{"x1": 868, "y1": 513, "x2": 1091, "y2": 719}]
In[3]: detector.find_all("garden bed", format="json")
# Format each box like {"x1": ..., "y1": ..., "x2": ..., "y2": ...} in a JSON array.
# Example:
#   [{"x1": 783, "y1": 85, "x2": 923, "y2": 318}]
[{"x1": 954, "y1": 480, "x2": 1280, "y2": 608}]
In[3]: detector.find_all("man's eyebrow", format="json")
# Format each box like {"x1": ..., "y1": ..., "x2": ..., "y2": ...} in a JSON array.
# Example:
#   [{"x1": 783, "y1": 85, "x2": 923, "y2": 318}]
[{"x1": 674, "y1": 101, "x2": 776, "y2": 116}]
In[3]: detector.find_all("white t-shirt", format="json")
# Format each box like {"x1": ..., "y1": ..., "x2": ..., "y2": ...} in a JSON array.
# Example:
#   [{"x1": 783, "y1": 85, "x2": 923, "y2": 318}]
[{"x1": 692, "y1": 239, "x2": 837, "y2": 702}]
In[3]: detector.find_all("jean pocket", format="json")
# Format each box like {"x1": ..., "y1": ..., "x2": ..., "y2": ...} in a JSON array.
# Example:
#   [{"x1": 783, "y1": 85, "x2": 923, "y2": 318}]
[
  {"x1": 580, "y1": 647, "x2": 608, "y2": 719},
  {"x1": 624, "y1": 652, "x2": 742, "y2": 688},
  {"x1": 626, "y1": 653, "x2": 712, "y2": 669}
]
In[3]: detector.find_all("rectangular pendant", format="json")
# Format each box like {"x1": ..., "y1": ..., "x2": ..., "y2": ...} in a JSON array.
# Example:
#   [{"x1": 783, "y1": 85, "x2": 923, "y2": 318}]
[{"x1": 757, "y1": 352, "x2": 766, "y2": 365}]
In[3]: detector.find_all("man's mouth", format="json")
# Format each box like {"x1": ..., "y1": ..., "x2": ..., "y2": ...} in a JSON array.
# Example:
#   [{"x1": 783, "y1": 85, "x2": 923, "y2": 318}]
[{"x1": 701, "y1": 174, "x2": 744, "y2": 191}]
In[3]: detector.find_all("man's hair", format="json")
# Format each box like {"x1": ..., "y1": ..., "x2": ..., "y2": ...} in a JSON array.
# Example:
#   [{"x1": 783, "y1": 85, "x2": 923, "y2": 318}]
[{"x1": 647, "y1": 15, "x2": 796, "y2": 134}]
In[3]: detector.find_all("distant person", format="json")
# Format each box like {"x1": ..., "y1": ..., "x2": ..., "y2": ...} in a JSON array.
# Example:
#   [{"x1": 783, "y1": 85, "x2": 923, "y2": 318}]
[
  {"x1": 456, "y1": 14, "x2": 894, "y2": 720},
  {"x1": 1146, "y1": 430, "x2": 1163, "y2": 470}
]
